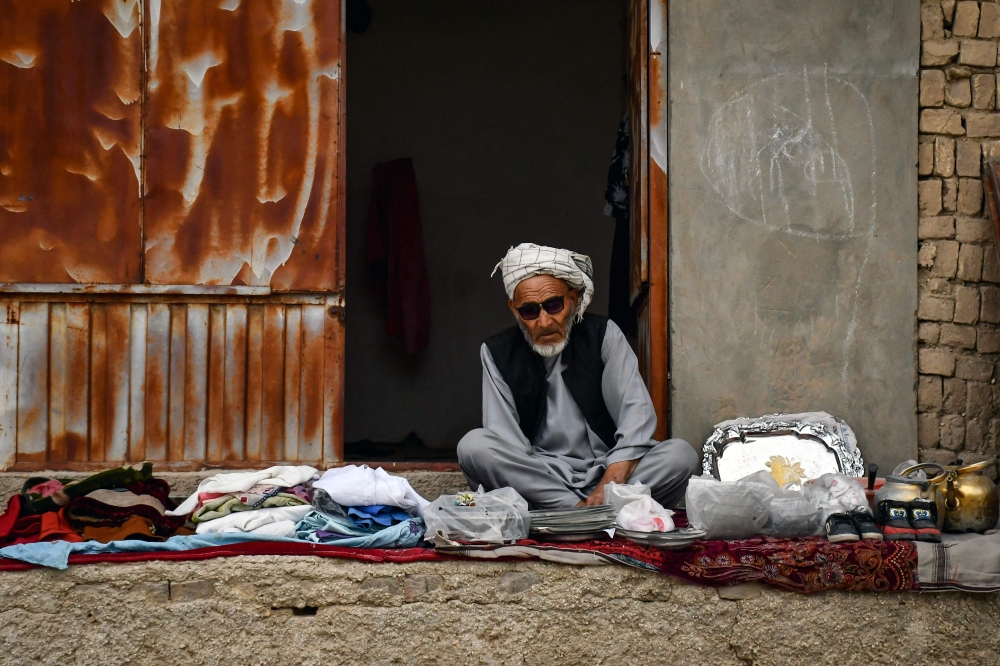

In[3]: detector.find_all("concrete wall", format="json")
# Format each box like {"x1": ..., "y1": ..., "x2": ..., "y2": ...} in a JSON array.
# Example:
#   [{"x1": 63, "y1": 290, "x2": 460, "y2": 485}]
[
  {"x1": 2, "y1": 557, "x2": 999, "y2": 665},
  {"x1": 916, "y1": 0, "x2": 1000, "y2": 469},
  {"x1": 668, "y1": 0, "x2": 921, "y2": 472},
  {"x1": 344, "y1": 0, "x2": 625, "y2": 451}
]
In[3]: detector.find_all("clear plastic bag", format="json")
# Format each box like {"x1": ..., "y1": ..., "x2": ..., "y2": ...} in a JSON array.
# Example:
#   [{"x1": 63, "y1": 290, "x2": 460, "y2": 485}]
[
  {"x1": 616, "y1": 497, "x2": 675, "y2": 532},
  {"x1": 685, "y1": 471, "x2": 778, "y2": 540},
  {"x1": 420, "y1": 486, "x2": 531, "y2": 544},
  {"x1": 804, "y1": 473, "x2": 871, "y2": 521},
  {"x1": 761, "y1": 487, "x2": 823, "y2": 537},
  {"x1": 603, "y1": 481, "x2": 652, "y2": 514}
]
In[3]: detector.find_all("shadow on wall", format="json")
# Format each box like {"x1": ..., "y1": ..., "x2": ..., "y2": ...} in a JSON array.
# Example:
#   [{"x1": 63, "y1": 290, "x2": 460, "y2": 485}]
[{"x1": 344, "y1": 0, "x2": 627, "y2": 453}]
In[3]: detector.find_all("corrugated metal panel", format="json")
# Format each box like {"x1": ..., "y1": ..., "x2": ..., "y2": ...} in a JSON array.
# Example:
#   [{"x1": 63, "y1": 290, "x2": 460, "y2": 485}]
[
  {"x1": 0, "y1": 296, "x2": 344, "y2": 471},
  {"x1": 142, "y1": 0, "x2": 344, "y2": 291},
  {"x1": 0, "y1": 0, "x2": 143, "y2": 283}
]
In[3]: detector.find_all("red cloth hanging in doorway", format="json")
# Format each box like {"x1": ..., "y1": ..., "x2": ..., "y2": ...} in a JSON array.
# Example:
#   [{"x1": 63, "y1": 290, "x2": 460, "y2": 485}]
[{"x1": 365, "y1": 158, "x2": 431, "y2": 353}]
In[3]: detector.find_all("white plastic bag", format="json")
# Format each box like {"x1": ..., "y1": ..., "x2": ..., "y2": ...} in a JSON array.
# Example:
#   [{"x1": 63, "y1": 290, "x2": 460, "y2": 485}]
[
  {"x1": 421, "y1": 486, "x2": 531, "y2": 544},
  {"x1": 804, "y1": 473, "x2": 870, "y2": 522},
  {"x1": 685, "y1": 471, "x2": 778, "y2": 540},
  {"x1": 616, "y1": 497, "x2": 675, "y2": 532},
  {"x1": 603, "y1": 481, "x2": 652, "y2": 513}
]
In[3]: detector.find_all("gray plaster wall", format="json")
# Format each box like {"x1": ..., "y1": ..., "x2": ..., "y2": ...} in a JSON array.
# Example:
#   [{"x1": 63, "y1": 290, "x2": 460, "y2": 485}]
[
  {"x1": 668, "y1": 1, "x2": 920, "y2": 471},
  {"x1": 2, "y1": 557, "x2": 999, "y2": 665},
  {"x1": 344, "y1": 0, "x2": 625, "y2": 451}
]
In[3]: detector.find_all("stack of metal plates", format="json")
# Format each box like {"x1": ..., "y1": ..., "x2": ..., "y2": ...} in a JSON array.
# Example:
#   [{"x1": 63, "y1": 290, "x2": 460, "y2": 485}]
[
  {"x1": 614, "y1": 526, "x2": 707, "y2": 549},
  {"x1": 529, "y1": 506, "x2": 617, "y2": 541}
]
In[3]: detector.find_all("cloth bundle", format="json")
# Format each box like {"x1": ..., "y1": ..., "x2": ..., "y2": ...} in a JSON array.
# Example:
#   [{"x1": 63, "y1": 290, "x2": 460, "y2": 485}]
[
  {"x1": 294, "y1": 466, "x2": 428, "y2": 548},
  {"x1": 169, "y1": 466, "x2": 318, "y2": 538},
  {"x1": 0, "y1": 464, "x2": 193, "y2": 547}
]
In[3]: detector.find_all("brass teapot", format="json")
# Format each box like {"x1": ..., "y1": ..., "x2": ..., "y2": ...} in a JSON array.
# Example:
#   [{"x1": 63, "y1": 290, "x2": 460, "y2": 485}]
[{"x1": 900, "y1": 459, "x2": 999, "y2": 533}]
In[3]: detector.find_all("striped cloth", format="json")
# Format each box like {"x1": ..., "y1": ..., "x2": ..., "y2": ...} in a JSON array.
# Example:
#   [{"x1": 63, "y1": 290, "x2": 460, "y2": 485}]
[{"x1": 491, "y1": 243, "x2": 594, "y2": 321}]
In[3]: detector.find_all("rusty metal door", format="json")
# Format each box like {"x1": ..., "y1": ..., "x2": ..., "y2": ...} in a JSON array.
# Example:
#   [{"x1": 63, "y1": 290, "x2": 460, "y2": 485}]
[
  {"x1": 0, "y1": 0, "x2": 143, "y2": 284},
  {"x1": 629, "y1": 0, "x2": 670, "y2": 439},
  {"x1": 0, "y1": 0, "x2": 346, "y2": 471}
]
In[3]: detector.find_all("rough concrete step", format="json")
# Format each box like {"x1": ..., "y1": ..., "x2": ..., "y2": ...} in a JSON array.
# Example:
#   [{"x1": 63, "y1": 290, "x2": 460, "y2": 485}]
[{"x1": 2, "y1": 556, "x2": 997, "y2": 664}]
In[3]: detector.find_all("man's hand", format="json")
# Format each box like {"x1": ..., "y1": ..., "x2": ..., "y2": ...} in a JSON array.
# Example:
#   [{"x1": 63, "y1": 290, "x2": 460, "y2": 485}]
[{"x1": 576, "y1": 459, "x2": 639, "y2": 507}]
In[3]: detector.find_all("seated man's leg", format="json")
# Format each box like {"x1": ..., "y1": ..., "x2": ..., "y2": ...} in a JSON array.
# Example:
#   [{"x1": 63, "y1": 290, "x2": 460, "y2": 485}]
[
  {"x1": 457, "y1": 429, "x2": 581, "y2": 509},
  {"x1": 627, "y1": 438, "x2": 700, "y2": 508}
]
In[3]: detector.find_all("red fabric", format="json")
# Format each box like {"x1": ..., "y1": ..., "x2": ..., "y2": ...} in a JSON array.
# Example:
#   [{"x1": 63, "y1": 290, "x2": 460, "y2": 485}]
[
  {"x1": 366, "y1": 157, "x2": 431, "y2": 353},
  {"x1": 656, "y1": 535, "x2": 917, "y2": 593},
  {"x1": 0, "y1": 494, "x2": 83, "y2": 546},
  {"x1": 0, "y1": 496, "x2": 24, "y2": 543},
  {"x1": 466, "y1": 535, "x2": 917, "y2": 593},
  {"x1": 0, "y1": 541, "x2": 452, "y2": 571}
]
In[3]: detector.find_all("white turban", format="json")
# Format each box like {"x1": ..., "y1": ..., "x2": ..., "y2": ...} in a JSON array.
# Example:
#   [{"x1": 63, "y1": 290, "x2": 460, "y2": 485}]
[{"x1": 491, "y1": 243, "x2": 594, "y2": 321}]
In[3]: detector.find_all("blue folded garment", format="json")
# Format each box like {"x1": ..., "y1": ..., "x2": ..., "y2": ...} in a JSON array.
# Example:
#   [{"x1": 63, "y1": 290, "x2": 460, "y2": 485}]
[
  {"x1": 0, "y1": 533, "x2": 302, "y2": 570},
  {"x1": 295, "y1": 512, "x2": 425, "y2": 548},
  {"x1": 347, "y1": 505, "x2": 412, "y2": 529}
]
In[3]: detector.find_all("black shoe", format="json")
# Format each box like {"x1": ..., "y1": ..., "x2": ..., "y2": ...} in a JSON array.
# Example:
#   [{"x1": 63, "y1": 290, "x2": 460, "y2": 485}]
[
  {"x1": 877, "y1": 500, "x2": 916, "y2": 541},
  {"x1": 908, "y1": 500, "x2": 942, "y2": 543},
  {"x1": 825, "y1": 513, "x2": 860, "y2": 543},
  {"x1": 851, "y1": 510, "x2": 884, "y2": 541}
]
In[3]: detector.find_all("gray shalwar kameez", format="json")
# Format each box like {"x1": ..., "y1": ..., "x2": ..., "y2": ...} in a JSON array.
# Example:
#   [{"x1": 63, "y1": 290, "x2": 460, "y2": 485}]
[{"x1": 458, "y1": 320, "x2": 699, "y2": 509}]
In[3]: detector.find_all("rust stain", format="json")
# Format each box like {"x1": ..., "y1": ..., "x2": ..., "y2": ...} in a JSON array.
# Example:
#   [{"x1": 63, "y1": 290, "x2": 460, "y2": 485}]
[
  {"x1": 0, "y1": 0, "x2": 142, "y2": 283},
  {"x1": 143, "y1": 0, "x2": 342, "y2": 290}
]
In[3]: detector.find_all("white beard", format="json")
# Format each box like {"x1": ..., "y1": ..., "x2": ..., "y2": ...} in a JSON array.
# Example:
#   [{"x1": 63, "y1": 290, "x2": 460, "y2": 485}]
[{"x1": 516, "y1": 311, "x2": 575, "y2": 358}]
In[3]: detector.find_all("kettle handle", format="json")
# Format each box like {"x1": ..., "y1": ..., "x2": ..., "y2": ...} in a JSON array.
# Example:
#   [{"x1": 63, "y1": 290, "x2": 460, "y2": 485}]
[
  {"x1": 945, "y1": 471, "x2": 960, "y2": 511},
  {"x1": 951, "y1": 458, "x2": 999, "y2": 475},
  {"x1": 898, "y1": 462, "x2": 949, "y2": 484}
]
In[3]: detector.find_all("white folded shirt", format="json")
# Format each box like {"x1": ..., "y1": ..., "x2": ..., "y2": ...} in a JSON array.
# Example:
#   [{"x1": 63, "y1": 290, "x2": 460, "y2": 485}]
[
  {"x1": 312, "y1": 465, "x2": 429, "y2": 514},
  {"x1": 194, "y1": 504, "x2": 313, "y2": 535},
  {"x1": 168, "y1": 465, "x2": 318, "y2": 516}
]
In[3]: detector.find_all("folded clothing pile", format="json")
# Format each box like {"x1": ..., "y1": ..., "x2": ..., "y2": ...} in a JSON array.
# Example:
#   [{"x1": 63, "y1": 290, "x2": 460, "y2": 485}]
[
  {"x1": 294, "y1": 465, "x2": 428, "y2": 548},
  {"x1": 168, "y1": 466, "x2": 318, "y2": 538},
  {"x1": 0, "y1": 463, "x2": 192, "y2": 546}
]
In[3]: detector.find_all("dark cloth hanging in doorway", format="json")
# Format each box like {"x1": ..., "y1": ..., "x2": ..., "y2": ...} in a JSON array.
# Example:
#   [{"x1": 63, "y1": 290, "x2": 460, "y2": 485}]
[
  {"x1": 604, "y1": 114, "x2": 637, "y2": 337},
  {"x1": 366, "y1": 158, "x2": 431, "y2": 353}
]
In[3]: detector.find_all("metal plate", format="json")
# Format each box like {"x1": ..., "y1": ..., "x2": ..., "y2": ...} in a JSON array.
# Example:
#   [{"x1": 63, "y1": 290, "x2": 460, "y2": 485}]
[{"x1": 702, "y1": 419, "x2": 866, "y2": 481}]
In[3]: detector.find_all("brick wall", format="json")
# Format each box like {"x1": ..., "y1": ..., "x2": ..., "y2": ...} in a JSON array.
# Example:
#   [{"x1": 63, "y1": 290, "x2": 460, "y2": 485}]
[{"x1": 918, "y1": 0, "x2": 1000, "y2": 467}]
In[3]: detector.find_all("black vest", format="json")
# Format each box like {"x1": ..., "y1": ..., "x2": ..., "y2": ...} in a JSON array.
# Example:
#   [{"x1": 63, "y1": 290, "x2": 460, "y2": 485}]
[{"x1": 484, "y1": 313, "x2": 617, "y2": 448}]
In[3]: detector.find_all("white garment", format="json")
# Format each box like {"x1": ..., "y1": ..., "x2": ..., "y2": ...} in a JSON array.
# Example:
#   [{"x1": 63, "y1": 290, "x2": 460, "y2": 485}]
[
  {"x1": 168, "y1": 465, "x2": 318, "y2": 516},
  {"x1": 313, "y1": 465, "x2": 429, "y2": 514},
  {"x1": 491, "y1": 243, "x2": 594, "y2": 321},
  {"x1": 194, "y1": 505, "x2": 313, "y2": 535}
]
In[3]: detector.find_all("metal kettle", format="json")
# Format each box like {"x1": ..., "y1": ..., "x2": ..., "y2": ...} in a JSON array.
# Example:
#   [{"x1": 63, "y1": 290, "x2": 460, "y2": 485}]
[
  {"x1": 900, "y1": 459, "x2": 999, "y2": 533},
  {"x1": 874, "y1": 464, "x2": 947, "y2": 529}
]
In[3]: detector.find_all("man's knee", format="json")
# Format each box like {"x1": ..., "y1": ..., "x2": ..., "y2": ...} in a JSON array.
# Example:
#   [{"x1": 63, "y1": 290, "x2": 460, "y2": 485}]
[
  {"x1": 457, "y1": 428, "x2": 499, "y2": 470},
  {"x1": 671, "y1": 439, "x2": 701, "y2": 479}
]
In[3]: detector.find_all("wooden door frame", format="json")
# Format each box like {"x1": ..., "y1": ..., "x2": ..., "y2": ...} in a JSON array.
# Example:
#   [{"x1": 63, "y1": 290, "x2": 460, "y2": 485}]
[{"x1": 630, "y1": 0, "x2": 670, "y2": 441}]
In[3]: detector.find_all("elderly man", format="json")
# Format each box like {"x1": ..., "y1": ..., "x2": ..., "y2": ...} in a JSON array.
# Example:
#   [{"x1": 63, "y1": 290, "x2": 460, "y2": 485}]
[{"x1": 458, "y1": 243, "x2": 699, "y2": 510}]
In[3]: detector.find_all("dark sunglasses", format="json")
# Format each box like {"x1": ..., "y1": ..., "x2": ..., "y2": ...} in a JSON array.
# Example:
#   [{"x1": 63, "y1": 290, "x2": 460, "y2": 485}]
[{"x1": 516, "y1": 295, "x2": 565, "y2": 321}]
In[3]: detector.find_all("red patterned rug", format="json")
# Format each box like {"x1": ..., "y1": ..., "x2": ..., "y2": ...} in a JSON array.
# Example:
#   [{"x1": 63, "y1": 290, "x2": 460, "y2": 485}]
[
  {"x1": 657, "y1": 536, "x2": 917, "y2": 593},
  {"x1": 448, "y1": 536, "x2": 917, "y2": 593}
]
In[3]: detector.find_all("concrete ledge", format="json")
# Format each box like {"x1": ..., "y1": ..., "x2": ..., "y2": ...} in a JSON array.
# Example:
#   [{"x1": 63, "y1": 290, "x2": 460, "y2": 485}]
[{"x1": 0, "y1": 557, "x2": 998, "y2": 665}]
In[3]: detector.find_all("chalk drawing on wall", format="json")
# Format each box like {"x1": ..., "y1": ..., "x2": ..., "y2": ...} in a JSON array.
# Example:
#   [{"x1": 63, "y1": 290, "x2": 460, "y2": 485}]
[
  {"x1": 701, "y1": 67, "x2": 876, "y2": 242},
  {"x1": 700, "y1": 66, "x2": 879, "y2": 399}
]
